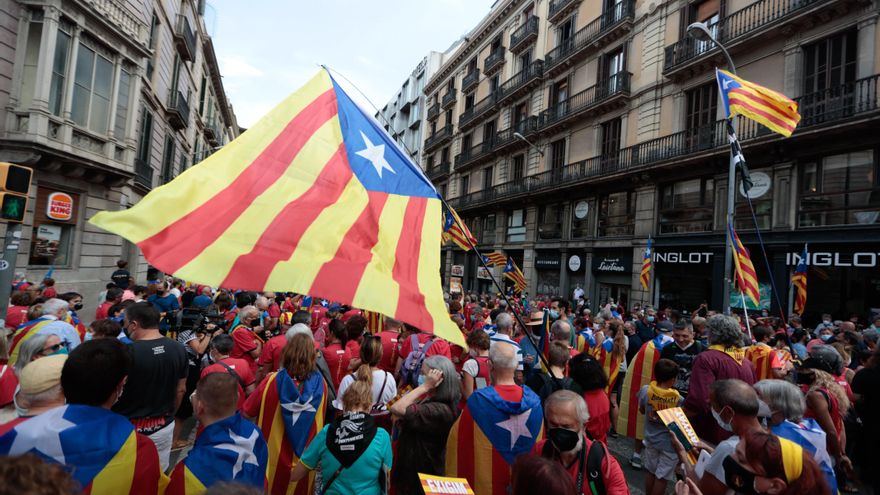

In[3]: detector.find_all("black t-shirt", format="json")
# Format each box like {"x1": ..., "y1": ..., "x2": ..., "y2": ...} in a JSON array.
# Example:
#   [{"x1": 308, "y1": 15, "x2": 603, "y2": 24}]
[
  {"x1": 113, "y1": 337, "x2": 187, "y2": 420},
  {"x1": 660, "y1": 341, "x2": 705, "y2": 396},
  {"x1": 111, "y1": 269, "x2": 131, "y2": 289},
  {"x1": 852, "y1": 366, "x2": 880, "y2": 438},
  {"x1": 392, "y1": 399, "x2": 458, "y2": 494}
]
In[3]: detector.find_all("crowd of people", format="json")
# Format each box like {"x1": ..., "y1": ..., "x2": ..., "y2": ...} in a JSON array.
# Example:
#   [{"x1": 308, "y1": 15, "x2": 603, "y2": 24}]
[{"x1": 0, "y1": 264, "x2": 879, "y2": 495}]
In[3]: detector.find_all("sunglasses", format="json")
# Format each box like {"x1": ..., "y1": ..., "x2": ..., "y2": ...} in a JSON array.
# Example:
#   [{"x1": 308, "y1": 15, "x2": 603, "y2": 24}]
[{"x1": 41, "y1": 342, "x2": 66, "y2": 354}]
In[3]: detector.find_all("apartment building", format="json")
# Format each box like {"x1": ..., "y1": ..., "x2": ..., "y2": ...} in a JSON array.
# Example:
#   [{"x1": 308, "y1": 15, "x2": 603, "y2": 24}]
[
  {"x1": 0, "y1": 0, "x2": 238, "y2": 317},
  {"x1": 424, "y1": 0, "x2": 879, "y2": 322}
]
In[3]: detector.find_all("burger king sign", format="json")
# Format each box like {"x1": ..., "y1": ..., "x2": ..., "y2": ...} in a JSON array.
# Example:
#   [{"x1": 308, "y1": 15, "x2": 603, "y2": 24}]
[{"x1": 47, "y1": 192, "x2": 73, "y2": 221}]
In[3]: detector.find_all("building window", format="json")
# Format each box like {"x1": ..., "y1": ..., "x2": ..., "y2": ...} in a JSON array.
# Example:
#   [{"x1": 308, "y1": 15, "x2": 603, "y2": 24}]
[
  {"x1": 136, "y1": 107, "x2": 153, "y2": 164},
  {"x1": 29, "y1": 187, "x2": 79, "y2": 267},
  {"x1": 483, "y1": 166, "x2": 493, "y2": 190},
  {"x1": 687, "y1": 0, "x2": 720, "y2": 54},
  {"x1": 19, "y1": 15, "x2": 43, "y2": 109},
  {"x1": 490, "y1": 75, "x2": 500, "y2": 94},
  {"x1": 604, "y1": 48, "x2": 625, "y2": 91},
  {"x1": 550, "y1": 139, "x2": 566, "y2": 170},
  {"x1": 598, "y1": 191, "x2": 635, "y2": 237},
  {"x1": 49, "y1": 21, "x2": 73, "y2": 116},
  {"x1": 801, "y1": 30, "x2": 858, "y2": 123},
  {"x1": 482, "y1": 214, "x2": 497, "y2": 244},
  {"x1": 445, "y1": 109, "x2": 453, "y2": 125},
  {"x1": 482, "y1": 121, "x2": 496, "y2": 144},
  {"x1": 659, "y1": 178, "x2": 715, "y2": 233},
  {"x1": 441, "y1": 146, "x2": 449, "y2": 164},
  {"x1": 114, "y1": 68, "x2": 131, "y2": 138},
  {"x1": 161, "y1": 136, "x2": 176, "y2": 183},
  {"x1": 538, "y1": 204, "x2": 563, "y2": 240},
  {"x1": 460, "y1": 174, "x2": 470, "y2": 196},
  {"x1": 464, "y1": 93, "x2": 475, "y2": 110},
  {"x1": 571, "y1": 200, "x2": 591, "y2": 238},
  {"x1": 511, "y1": 154, "x2": 524, "y2": 181},
  {"x1": 799, "y1": 150, "x2": 879, "y2": 227},
  {"x1": 513, "y1": 102, "x2": 528, "y2": 125},
  {"x1": 439, "y1": 183, "x2": 447, "y2": 199},
  {"x1": 519, "y1": 50, "x2": 532, "y2": 70},
  {"x1": 71, "y1": 41, "x2": 114, "y2": 134},
  {"x1": 685, "y1": 82, "x2": 718, "y2": 149},
  {"x1": 558, "y1": 17, "x2": 574, "y2": 44},
  {"x1": 507, "y1": 209, "x2": 527, "y2": 242},
  {"x1": 601, "y1": 118, "x2": 622, "y2": 166}
]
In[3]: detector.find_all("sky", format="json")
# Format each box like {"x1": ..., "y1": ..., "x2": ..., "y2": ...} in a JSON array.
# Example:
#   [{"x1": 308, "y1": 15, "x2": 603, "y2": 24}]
[{"x1": 206, "y1": 0, "x2": 496, "y2": 128}]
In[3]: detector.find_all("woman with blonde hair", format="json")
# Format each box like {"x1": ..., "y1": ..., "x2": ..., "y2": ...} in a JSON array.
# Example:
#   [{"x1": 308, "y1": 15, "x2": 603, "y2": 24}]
[
  {"x1": 292, "y1": 363, "x2": 392, "y2": 495},
  {"x1": 242, "y1": 333, "x2": 328, "y2": 495},
  {"x1": 333, "y1": 335, "x2": 396, "y2": 429}
]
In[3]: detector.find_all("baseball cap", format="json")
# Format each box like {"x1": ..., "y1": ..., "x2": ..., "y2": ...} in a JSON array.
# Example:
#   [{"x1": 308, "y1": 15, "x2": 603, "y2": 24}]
[
  {"x1": 328, "y1": 303, "x2": 342, "y2": 312},
  {"x1": 19, "y1": 354, "x2": 67, "y2": 394},
  {"x1": 657, "y1": 321, "x2": 675, "y2": 333}
]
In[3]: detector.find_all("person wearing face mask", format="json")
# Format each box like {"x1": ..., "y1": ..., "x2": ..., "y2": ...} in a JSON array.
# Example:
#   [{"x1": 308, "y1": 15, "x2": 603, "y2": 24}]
[
  {"x1": 58, "y1": 292, "x2": 88, "y2": 342},
  {"x1": 0, "y1": 338, "x2": 169, "y2": 492},
  {"x1": 390, "y1": 355, "x2": 460, "y2": 494},
  {"x1": 0, "y1": 354, "x2": 67, "y2": 434},
  {"x1": 660, "y1": 321, "x2": 705, "y2": 397},
  {"x1": 532, "y1": 390, "x2": 629, "y2": 495},
  {"x1": 813, "y1": 313, "x2": 835, "y2": 337},
  {"x1": 229, "y1": 305, "x2": 264, "y2": 376},
  {"x1": 636, "y1": 308, "x2": 659, "y2": 343}
]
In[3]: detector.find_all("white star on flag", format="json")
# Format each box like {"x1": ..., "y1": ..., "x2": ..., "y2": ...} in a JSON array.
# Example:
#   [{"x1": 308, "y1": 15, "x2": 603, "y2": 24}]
[
  {"x1": 496, "y1": 409, "x2": 533, "y2": 449},
  {"x1": 281, "y1": 397, "x2": 317, "y2": 426},
  {"x1": 8, "y1": 406, "x2": 75, "y2": 464},
  {"x1": 355, "y1": 131, "x2": 396, "y2": 178},
  {"x1": 214, "y1": 428, "x2": 260, "y2": 479}
]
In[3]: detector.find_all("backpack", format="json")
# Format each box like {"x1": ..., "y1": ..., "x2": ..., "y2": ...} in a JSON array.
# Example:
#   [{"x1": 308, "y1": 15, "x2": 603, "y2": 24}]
[
  {"x1": 534, "y1": 372, "x2": 577, "y2": 403},
  {"x1": 400, "y1": 334, "x2": 435, "y2": 386},
  {"x1": 542, "y1": 436, "x2": 607, "y2": 495},
  {"x1": 473, "y1": 356, "x2": 492, "y2": 390}
]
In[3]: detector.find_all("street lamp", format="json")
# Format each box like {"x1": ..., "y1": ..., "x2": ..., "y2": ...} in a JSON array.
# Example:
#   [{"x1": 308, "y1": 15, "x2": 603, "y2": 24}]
[
  {"x1": 686, "y1": 21, "x2": 738, "y2": 315},
  {"x1": 513, "y1": 132, "x2": 544, "y2": 156}
]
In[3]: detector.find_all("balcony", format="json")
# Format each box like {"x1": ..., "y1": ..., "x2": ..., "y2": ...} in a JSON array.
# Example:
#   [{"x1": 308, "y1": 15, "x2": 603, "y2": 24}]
[
  {"x1": 166, "y1": 90, "x2": 190, "y2": 130},
  {"x1": 441, "y1": 89, "x2": 457, "y2": 110},
  {"x1": 451, "y1": 74, "x2": 880, "y2": 212},
  {"x1": 496, "y1": 60, "x2": 544, "y2": 106},
  {"x1": 483, "y1": 48, "x2": 506, "y2": 76},
  {"x1": 426, "y1": 161, "x2": 451, "y2": 181},
  {"x1": 510, "y1": 16, "x2": 539, "y2": 53},
  {"x1": 455, "y1": 140, "x2": 495, "y2": 170},
  {"x1": 492, "y1": 117, "x2": 539, "y2": 155},
  {"x1": 545, "y1": 0, "x2": 635, "y2": 77},
  {"x1": 423, "y1": 124, "x2": 454, "y2": 153},
  {"x1": 538, "y1": 71, "x2": 631, "y2": 134},
  {"x1": 462, "y1": 69, "x2": 480, "y2": 93},
  {"x1": 173, "y1": 15, "x2": 197, "y2": 62},
  {"x1": 427, "y1": 101, "x2": 440, "y2": 120},
  {"x1": 458, "y1": 92, "x2": 499, "y2": 131},
  {"x1": 663, "y1": 0, "x2": 841, "y2": 78},
  {"x1": 203, "y1": 118, "x2": 220, "y2": 145},
  {"x1": 548, "y1": 0, "x2": 581, "y2": 24},
  {"x1": 134, "y1": 157, "x2": 152, "y2": 188}
]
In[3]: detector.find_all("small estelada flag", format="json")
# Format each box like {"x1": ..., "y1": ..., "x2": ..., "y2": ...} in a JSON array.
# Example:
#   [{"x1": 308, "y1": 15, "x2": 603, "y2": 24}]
[{"x1": 419, "y1": 473, "x2": 475, "y2": 495}]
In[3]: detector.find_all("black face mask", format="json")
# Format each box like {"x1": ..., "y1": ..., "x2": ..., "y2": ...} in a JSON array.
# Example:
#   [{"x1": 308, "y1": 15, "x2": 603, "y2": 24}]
[
  {"x1": 722, "y1": 455, "x2": 759, "y2": 495},
  {"x1": 795, "y1": 371, "x2": 814, "y2": 385},
  {"x1": 72, "y1": 303, "x2": 83, "y2": 311},
  {"x1": 547, "y1": 427, "x2": 580, "y2": 453}
]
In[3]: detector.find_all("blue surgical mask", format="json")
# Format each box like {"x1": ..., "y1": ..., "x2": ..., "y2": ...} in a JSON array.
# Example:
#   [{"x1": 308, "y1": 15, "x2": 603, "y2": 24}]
[
  {"x1": 712, "y1": 407, "x2": 734, "y2": 432},
  {"x1": 84, "y1": 332, "x2": 93, "y2": 342},
  {"x1": 647, "y1": 315, "x2": 655, "y2": 323},
  {"x1": 417, "y1": 374, "x2": 426, "y2": 386},
  {"x1": 549, "y1": 310, "x2": 560, "y2": 320},
  {"x1": 820, "y1": 334, "x2": 832, "y2": 342}
]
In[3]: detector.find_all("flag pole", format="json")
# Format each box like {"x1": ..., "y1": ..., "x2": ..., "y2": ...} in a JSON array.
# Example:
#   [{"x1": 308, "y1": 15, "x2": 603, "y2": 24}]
[{"x1": 740, "y1": 290, "x2": 752, "y2": 342}]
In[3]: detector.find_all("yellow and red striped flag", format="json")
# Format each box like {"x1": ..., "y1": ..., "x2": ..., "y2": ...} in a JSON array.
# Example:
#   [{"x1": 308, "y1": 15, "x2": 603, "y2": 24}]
[
  {"x1": 442, "y1": 205, "x2": 477, "y2": 250},
  {"x1": 481, "y1": 251, "x2": 507, "y2": 267},
  {"x1": 640, "y1": 237, "x2": 652, "y2": 290},
  {"x1": 791, "y1": 245, "x2": 808, "y2": 315},
  {"x1": 717, "y1": 69, "x2": 801, "y2": 137},
  {"x1": 728, "y1": 224, "x2": 761, "y2": 307},
  {"x1": 502, "y1": 256, "x2": 527, "y2": 294},
  {"x1": 89, "y1": 70, "x2": 463, "y2": 347}
]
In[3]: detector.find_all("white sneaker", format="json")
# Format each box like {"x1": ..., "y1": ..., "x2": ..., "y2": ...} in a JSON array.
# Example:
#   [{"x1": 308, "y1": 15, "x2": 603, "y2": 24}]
[{"x1": 630, "y1": 452, "x2": 643, "y2": 469}]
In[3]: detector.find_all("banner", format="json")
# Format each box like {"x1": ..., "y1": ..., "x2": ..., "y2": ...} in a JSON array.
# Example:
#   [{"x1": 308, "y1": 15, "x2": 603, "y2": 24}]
[
  {"x1": 728, "y1": 281, "x2": 771, "y2": 310},
  {"x1": 419, "y1": 474, "x2": 475, "y2": 495}
]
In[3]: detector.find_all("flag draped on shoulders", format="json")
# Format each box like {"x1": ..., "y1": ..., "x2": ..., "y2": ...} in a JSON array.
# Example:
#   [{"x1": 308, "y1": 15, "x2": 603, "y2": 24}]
[
  {"x1": 63, "y1": 312, "x2": 88, "y2": 342},
  {"x1": 745, "y1": 344, "x2": 779, "y2": 381},
  {"x1": 616, "y1": 337, "x2": 667, "y2": 439},
  {"x1": 8, "y1": 317, "x2": 54, "y2": 366},
  {"x1": 443, "y1": 206, "x2": 477, "y2": 251},
  {"x1": 88, "y1": 69, "x2": 463, "y2": 347},
  {"x1": 256, "y1": 370, "x2": 326, "y2": 495},
  {"x1": 591, "y1": 338, "x2": 622, "y2": 395},
  {"x1": 0, "y1": 405, "x2": 167, "y2": 494},
  {"x1": 446, "y1": 386, "x2": 543, "y2": 495},
  {"x1": 716, "y1": 69, "x2": 801, "y2": 137},
  {"x1": 167, "y1": 413, "x2": 268, "y2": 494}
]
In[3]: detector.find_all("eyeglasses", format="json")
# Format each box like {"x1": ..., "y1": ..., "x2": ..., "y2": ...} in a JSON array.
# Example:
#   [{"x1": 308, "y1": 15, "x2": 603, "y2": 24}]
[{"x1": 41, "y1": 342, "x2": 66, "y2": 355}]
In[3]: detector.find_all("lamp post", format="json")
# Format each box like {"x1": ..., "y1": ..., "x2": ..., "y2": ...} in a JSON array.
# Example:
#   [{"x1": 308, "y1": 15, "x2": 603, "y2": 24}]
[
  {"x1": 686, "y1": 21, "x2": 737, "y2": 315},
  {"x1": 513, "y1": 132, "x2": 544, "y2": 156}
]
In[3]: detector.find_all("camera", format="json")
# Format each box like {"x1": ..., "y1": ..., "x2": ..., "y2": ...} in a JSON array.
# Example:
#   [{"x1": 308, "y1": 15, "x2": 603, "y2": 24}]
[{"x1": 176, "y1": 307, "x2": 227, "y2": 335}]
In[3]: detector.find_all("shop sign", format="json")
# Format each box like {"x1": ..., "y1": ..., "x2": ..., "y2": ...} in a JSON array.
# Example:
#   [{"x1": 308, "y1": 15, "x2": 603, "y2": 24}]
[
  {"x1": 593, "y1": 257, "x2": 629, "y2": 273},
  {"x1": 535, "y1": 255, "x2": 560, "y2": 269},
  {"x1": 739, "y1": 171, "x2": 771, "y2": 199},
  {"x1": 653, "y1": 251, "x2": 714, "y2": 264},
  {"x1": 451, "y1": 264, "x2": 464, "y2": 277},
  {"x1": 787, "y1": 250, "x2": 880, "y2": 268},
  {"x1": 568, "y1": 255, "x2": 582, "y2": 272},
  {"x1": 46, "y1": 192, "x2": 73, "y2": 221},
  {"x1": 574, "y1": 201, "x2": 589, "y2": 219},
  {"x1": 476, "y1": 266, "x2": 492, "y2": 280}
]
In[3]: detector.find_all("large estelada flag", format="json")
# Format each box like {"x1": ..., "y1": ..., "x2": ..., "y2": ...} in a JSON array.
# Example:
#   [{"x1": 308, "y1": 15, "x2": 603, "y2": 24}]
[
  {"x1": 446, "y1": 386, "x2": 543, "y2": 495},
  {"x1": 364, "y1": 309, "x2": 385, "y2": 335},
  {"x1": 167, "y1": 413, "x2": 268, "y2": 494},
  {"x1": 8, "y1": 316, "x2": 54, "y2": 366},
  {"x1": 717, "y1": 69, "x2": 801, "y2": 137},
  {"x1": 745, "y1": 343, "x2": 781, "y2": 382},
  {"x1": 0, "y1": 404, "x2": 168, "y2": 493},
  {"x1": 89, "y1": 70, "x2": 463, "y2": 347},
  {"x1": 791, "y1": 245, "x2": 808, "y2": 315},
  {"x1": 443, "y1": 206, "x2": 477, "y2": 251},
  {"x1": 481, "y1": 251, "x2": 508, "y2": 267},
  {"x1": 616, "y1": 336, "x2": 668, "y2": 439},
  {"x1": 256, "y1": 370, "x2": 326, "y2": 495},
  {"x1": 590, "y1": 338, "x2": 622, "y2": 395},
  {"x1": 502, "y1": 256, "x2": 527, "y2": 294},
  {"x1": 728, "y1": 224, "x2": 761, "y2": 307}
]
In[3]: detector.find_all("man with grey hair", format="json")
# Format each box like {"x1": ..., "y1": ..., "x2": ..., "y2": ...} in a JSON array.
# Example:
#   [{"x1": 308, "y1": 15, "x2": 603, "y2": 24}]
[
  {"x1": 6, "y1": 354, "x2": 67, "y2": 428},
  {"x1": 445, "y1": 341, "x2": 543, "y2": 494},
  {"x1": 534, "y1": 390, "x2": 628, "y2": 493},
  {"x1": 230, "y1": 305, "x2": 263, "y2": 375},
  {"x1": 487, "y1": 312, "x2": 524, "y2": 383},
  {"x1": 684, "y1": 315, "x2": 756, "y2": 444},
  {"x1": 32, "y1": 298, "x2": 81, "y2": 350},
  {"x1": 201, "y1": 333, "x2": 256, "y2": 409}
]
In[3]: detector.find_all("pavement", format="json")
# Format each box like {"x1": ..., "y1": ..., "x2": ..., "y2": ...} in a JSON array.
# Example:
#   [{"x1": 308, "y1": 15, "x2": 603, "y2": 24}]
[{"x1": 606, "y1": 433, "x2": 652, "y2": 495}]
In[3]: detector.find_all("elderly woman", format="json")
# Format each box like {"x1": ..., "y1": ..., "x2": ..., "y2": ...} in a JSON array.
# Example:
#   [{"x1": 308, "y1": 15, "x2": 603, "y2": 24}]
[
  {"x1": 684, "y1": 314, "x2": 756, "y2": 444},
  {"x1": 389, "y1": 355, "x2": 461, "y2": 495},
  {"x1": 754, "y1": 379, "x2": 838, "y2": 493},
  {"x1": 0, "y1": 334, "x2": 63, "y2": 422}
]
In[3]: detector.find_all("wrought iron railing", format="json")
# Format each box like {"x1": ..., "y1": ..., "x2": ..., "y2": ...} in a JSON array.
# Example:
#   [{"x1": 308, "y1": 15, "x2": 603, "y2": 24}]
[
  {"x1": 510, "y1": 16, "x2": 540, "y2": 51},
  {"x1": 484, "y1": 48, "x2": 506, "y2": 74},
  {"x1": 545, "y1": 0, "x2": 635, "y2": 71},
  {"x1": 548, "y1": 0, "x2": 580, "y2": 22},
  {"x1": 539, "y1": 72, "x2": 631, "y2": 129},
  {"x1": 458, "y1": 92, "x2": 498, "y2": 129},
  {"x1": 462, "y1": 69, "x2": 480, "y2": 93},
  {"x1": 427, "y1": 101, "x2": 440, "y2": 120},
  {"x1": 174, "y1": 15, "x2": 196, "y2": 61},
  {"x1": 423, "y1": 124, "x2": 454, "y2": 151},
  {"x1": 496, "y1": 60, "x2": 544, "y2": 104},
  {"x1": 441, "y1": 89, "x2": 457, "y2": 109}
]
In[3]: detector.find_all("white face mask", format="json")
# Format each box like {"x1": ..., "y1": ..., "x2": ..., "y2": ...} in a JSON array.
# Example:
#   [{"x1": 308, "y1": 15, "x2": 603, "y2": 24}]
[{"x1": 712, "y1": 407, "x2": 734, "y2": 432}]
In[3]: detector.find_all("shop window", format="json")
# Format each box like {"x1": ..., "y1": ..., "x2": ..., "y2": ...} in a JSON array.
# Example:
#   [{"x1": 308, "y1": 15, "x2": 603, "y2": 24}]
[
  {"x1": 29, "y1": 187, "x2": 79, "y2": 267},
  {"x1": 507, "y1": 209, "x2": 527, "y2": 242},
  {"x1": 482, "y1": 214, "x2": 497, "y2": 244},
  {"x1": 599, "y1": 191, "x2": 635, "y2": 236},
  {"x1": 798, "y1": 150, "x2": 879, "y2": 227},
  {"x1": 659, "y1": 178, "x2": 715, "y2": 233},
  {"x1": 735, "y1": 169, "x2": 773, "y2": 230},
  {"x1": 570, "y1": 200, "x2": 591, "y2": 239},
  {"x1": 538, "y1": 204, "x2": 563, "y2": 240}
]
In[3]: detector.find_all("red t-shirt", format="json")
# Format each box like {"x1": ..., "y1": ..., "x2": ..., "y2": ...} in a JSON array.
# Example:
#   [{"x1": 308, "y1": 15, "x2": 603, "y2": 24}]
[
  {"x1": 397, "y1": 333, "x2": 452, "y2": 360},
  {"x1": 267, "y1": 303, "x2": 281, "y2": 318},
  {"x1": 376, "y1": 331, "x2": 400, "y2": 373},
  {"x1": 281, "y1": 299, "x2": 297, "y2": 313},
  {"x1": 583, "y1": 389, "x2": 610, "y2": 444},
  {"x1": 230, "y1": 325, "x2": 260, "y2": 374},
  {"x1": 242, "y1": 375, "x2": 271, "y2": 419},
  {"x1": 310, "y1": 306, "x2": 328, "y2": 331},
  {"x1": 5, "y1": 306, "x2": 29, "y2": 329},
  {"x1": 494, "y1": 384, "x2": 524, "y2": 403},
  {"x1": 0, "y1": 363, "x2": 18, "y2": 407},
  {"x1": 258, "y1": 335, "x2": 287, "y2": 371},
  {"x1": 42, "y1": 288, "x2": 57, "y2": 299},
  {"x1": 201, "y1": 357, "x2": 255, "y2": 410},
  {"x1": 321, "y1": 343, "x2": 352, "y2": 390},
  {"x1": 341, "y1": 309, "x2": 362, "y2": 322},
  {"x1": 531, "y1": 439, "x2": 629, "y2": 495},
  {"x1": 95, "y1": 302, "x2": 113, "y2": 321},
  {"x1": 346, "y1": 339, "x2": 361, "y2": 359}
]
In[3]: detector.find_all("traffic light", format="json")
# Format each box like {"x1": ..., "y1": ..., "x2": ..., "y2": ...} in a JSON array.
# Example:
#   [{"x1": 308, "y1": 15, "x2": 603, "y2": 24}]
[{"x1": 0, "y1": 162, "x2": 32, "y2": 223}]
